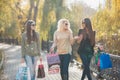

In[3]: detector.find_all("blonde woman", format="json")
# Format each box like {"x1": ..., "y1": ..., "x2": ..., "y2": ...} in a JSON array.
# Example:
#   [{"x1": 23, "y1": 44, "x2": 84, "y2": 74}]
[{"x1": 50, "y1": 19, "x2": 73, "y2": 80}]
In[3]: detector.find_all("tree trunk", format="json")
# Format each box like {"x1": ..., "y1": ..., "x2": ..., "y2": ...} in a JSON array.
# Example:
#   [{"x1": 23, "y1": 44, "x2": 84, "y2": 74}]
[
  {"x1": 33, "y1": 0, "x2": 40, "y2": 22},
  {"x1": 55, "y1": 0, "x2": 63, "y2": 21},
  {"x1": 27, "y1": 0, "x2": 34, "y2": 20}
]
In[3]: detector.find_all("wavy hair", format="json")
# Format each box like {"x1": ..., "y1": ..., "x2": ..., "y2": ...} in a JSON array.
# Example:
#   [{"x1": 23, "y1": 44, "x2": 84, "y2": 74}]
[{"x1": 57, "y1": 19, "x2": 72, "y2": 33}]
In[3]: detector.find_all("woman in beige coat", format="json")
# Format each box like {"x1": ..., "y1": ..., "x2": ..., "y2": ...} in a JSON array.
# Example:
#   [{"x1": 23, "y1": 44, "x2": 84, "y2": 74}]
[{"x1": 50, "y1": 19, "x2": 73, "y2": 80}]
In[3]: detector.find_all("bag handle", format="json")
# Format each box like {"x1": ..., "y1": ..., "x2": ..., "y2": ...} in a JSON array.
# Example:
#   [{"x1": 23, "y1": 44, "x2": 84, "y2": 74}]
[
  {"x1": 40, "y1": 57, "x2": 42, "y2": 64},
  {"x1": 48, "y1": 51, "x2": 55, "y2": 54}
]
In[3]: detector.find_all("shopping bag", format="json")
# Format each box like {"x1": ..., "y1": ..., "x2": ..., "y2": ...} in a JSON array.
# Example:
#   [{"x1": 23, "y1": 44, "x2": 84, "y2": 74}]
[
  {"x1": 47, "y1": 53, "x2": 60, "y2": 67},
  {"x1": 37, "y1": 58, "x2": 45, "y2": 78},
  {"x1": 47, "y1": 53, "x2": 60, "y2": 74},
  {"x1": 97, "y1": 58, "x2": 100, "y2": 67},
  {"x1": 90, "y1": 55, "x2": 98, "y2": 72},
  {"x1": 100, "y1": 53, "x2": 112, "y2": 70},
  {"x1": 16, "y1": 67, "x2": 30, "y2": 80},
  {"x1": 95, "y1": 52, "x2": 101, "y2": 65}
]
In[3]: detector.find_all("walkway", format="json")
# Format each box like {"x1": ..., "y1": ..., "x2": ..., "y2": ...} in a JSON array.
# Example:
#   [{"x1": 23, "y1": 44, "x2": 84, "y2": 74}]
[{"x1": 0, "y1": 43, "x2": 97, "y2": 80}]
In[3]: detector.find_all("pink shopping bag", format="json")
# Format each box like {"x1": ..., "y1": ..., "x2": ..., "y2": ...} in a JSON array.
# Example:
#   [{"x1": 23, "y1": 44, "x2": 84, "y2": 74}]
[
  {"x1": 47, "y1": 53, "x2": 60, "y2": 74},
  {"x1": 97, "y1": 58, "x2": 100, "y2": 67}
]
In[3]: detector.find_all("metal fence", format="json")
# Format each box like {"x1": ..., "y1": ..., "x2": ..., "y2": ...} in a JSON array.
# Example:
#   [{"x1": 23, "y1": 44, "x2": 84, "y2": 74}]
[{"x1": 0, "y1": 38, "x2": 19, "y2": 45}]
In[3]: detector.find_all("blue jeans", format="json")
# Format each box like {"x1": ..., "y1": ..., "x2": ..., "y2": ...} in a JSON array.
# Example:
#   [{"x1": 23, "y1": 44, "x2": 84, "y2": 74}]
[
  {"x1": 24, "y1": 55, "x2": 38, "y2": 80},
  {"x1": 79, "y1": 53, "x2": 92, "y2": 80},
  {"x1": 59, "y1": 54, "x2": 71, "y2": 80}
]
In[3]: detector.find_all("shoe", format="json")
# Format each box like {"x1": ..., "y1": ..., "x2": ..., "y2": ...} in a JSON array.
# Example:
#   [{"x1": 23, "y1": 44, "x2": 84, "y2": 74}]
[{"x1": 31, "y1": 74, "x2": 35, "y2": 80}]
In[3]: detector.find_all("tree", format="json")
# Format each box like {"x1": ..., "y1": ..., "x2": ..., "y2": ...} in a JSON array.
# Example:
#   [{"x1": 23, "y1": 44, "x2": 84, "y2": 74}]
[
  {"x1": 92, "y1": 0, "x2": 120, "y2": 55},
  {"x1": 27, "y1": 0, "x2": 40, "y2": 22}
]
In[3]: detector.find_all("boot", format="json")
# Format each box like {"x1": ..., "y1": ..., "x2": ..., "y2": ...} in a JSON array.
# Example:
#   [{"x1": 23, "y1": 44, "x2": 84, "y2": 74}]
[
  {"x1": 62, "y1": 75, "x2": 68, "y2": 80},
  {"x1": 61, "y1": 75, "x2": 64, "y2": 80}
]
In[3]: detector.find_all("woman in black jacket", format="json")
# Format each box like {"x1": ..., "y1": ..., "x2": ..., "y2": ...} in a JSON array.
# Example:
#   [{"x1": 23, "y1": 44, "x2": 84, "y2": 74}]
[{"x1": 74, "y1": 18, "x2": 95, "y2": 80}]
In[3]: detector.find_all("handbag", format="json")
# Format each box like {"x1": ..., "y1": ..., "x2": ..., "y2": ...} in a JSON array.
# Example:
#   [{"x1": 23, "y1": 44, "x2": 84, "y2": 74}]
[
  {"x1": 37, "y1": 58, "x2": 45, "y2": 78},
  {"x1": 99, "y1": 53, "x2": 112, "y2": 70},
  {"x1": 47, "y1": 53, "x2": 60, "y2": 74}
]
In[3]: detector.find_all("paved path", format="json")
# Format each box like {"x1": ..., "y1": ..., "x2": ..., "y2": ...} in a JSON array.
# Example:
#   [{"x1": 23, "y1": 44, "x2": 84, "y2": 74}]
[{"x1": 0, "y1": 43, "x2": 96, "y2": 80}]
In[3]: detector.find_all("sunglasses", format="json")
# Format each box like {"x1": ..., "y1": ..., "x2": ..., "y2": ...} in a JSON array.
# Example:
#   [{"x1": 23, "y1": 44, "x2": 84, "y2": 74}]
[{"x1": 65, "y1": 23, "x2": 68, "y2": 25}]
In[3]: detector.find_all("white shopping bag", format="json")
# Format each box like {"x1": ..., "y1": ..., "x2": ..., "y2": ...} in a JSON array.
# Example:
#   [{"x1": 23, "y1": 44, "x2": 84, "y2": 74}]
[{"x1": 16, "y1": 66, "x2": 31, "y2": 80}]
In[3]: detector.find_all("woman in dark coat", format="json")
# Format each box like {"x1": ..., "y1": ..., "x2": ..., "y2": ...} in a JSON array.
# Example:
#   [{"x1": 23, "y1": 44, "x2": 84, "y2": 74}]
[{"x1": 74, "y1": 18, "x2": 95, "y2": 80}]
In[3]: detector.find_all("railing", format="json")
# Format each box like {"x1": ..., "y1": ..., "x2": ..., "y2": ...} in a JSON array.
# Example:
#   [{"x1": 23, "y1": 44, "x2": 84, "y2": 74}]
[
  {"x1": 90, "y1": 54, "x2": 120, "y2": 80},
  {"x1": 0, "y1": 50, "x2": 4, "y2": 70},
  {"x1": 0, "y1": 38, "x2": 19, "y2": 45},
  {"x1": 41, "y1": 40, "x2": 120, "y2": 80}
]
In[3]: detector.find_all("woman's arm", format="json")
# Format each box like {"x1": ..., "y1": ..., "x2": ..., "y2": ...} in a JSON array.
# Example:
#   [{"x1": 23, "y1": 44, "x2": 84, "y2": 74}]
[
  {"x1": 21, "y1": 33, "x2": 26, "y2": 63},
  {"x1": 77, "y1": 34, "x2": 83, "y2": 43},
  {"x1": 21, "y1": 33, "x2": 26, "y2": 59},
  {"x1": 74, "y1": 34, "x2": 83, "y2": 44},
  {"x1": 50, "y1": 31, "x2": 57, "y2": 52},
  {"x1": 70, "y1": 32, "x2": 74, "y2": 45}
]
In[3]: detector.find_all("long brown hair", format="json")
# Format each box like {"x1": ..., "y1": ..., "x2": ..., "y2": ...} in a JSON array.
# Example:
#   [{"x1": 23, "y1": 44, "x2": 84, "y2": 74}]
[
  {"x1": 82, "y1": 18, "x2": 95, "y2": 47},
  {"x1": 26, "y1": 20, "x2": 38, "y2": 44}
]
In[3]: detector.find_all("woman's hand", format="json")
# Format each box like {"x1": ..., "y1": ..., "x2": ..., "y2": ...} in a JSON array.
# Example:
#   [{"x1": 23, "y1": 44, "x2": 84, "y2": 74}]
[
  {"x1": 21, "y1": 58, "x2": 25, "y2": 63},
  {"x1": 74, "y1": 35, "x2": 83, "y2": 43},
  {"x1": 50, "y1": 47, "x2": 54, "y2": 53},
  {"x1": 74, "y1": 36, "x2": 80, "y2": 40}
]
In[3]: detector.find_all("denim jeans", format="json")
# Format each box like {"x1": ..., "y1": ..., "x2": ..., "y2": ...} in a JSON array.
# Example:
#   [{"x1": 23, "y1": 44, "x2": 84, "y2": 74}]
[
  {"x1": 24, "y1": 55, "x2": 38, "y2": 80},
  {"x1": 59, "y1": 54, "x2": 71, "y2": 80},
  {"x1": 79, "y1": 53, "x2": 92, "y2": 80}
]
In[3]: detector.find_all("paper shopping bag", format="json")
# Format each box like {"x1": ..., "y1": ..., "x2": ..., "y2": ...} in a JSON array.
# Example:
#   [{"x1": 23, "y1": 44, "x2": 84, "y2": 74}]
[
  {"x1": 47, "y1": 53, "x2": 60, "y2": 74},
  {"x1": 37, "y1": 58, "x2": 45, "y2": 78},
  {"x1": 16, "y1": 67, "x2": 30, "y2": 80},
  {"x1": 100, "y1": 53, "x2": 112, "y2": 70}
]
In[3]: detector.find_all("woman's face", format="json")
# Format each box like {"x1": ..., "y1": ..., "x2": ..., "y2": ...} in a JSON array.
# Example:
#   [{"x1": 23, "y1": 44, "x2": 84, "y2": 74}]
[
  {"x1": 82, "y1": 22, "x2": 85, "y2": 29},
  {"x1": 31, "y1": 23, "x2": 35, "y2": 30},
  {"x1": 63, "y1": 21, "x2": 68, "y2": 30}
]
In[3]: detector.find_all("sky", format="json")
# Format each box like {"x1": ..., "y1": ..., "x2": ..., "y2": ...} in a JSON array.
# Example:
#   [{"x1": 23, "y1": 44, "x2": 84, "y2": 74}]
[
  {"x1": 66, "y1": 0, "x2": 105, "y2": 10},
  {"x1": 21, "y1": 0, "x2": 105, "y2": 10}
]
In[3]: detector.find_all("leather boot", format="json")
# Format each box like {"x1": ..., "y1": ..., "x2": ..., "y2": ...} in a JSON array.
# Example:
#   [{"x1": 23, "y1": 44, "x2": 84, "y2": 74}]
[
  {"x1": 62, "y1": 75, "x2": 68, "y2": 80},
  {"x1": 61, "y1": 75, "x2": 64, "y2": 80}
]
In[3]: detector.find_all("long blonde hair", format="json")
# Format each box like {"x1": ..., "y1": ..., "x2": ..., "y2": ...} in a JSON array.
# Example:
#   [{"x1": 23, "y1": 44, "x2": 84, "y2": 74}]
[{"x1": 57, "y1": 19, "x2": 72, "y2": 33}]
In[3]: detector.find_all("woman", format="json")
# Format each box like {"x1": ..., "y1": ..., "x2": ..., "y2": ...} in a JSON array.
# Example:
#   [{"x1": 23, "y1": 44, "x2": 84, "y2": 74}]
[
  {"x1": 21, "y1": 20, "x2": 41, "y2": 80},
  {"x1": 74, "y1": 18, "x2": 95, "y2": 80},
  {"x1": 50, "y1": 19, "x2": 73, "y2": 80}
]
